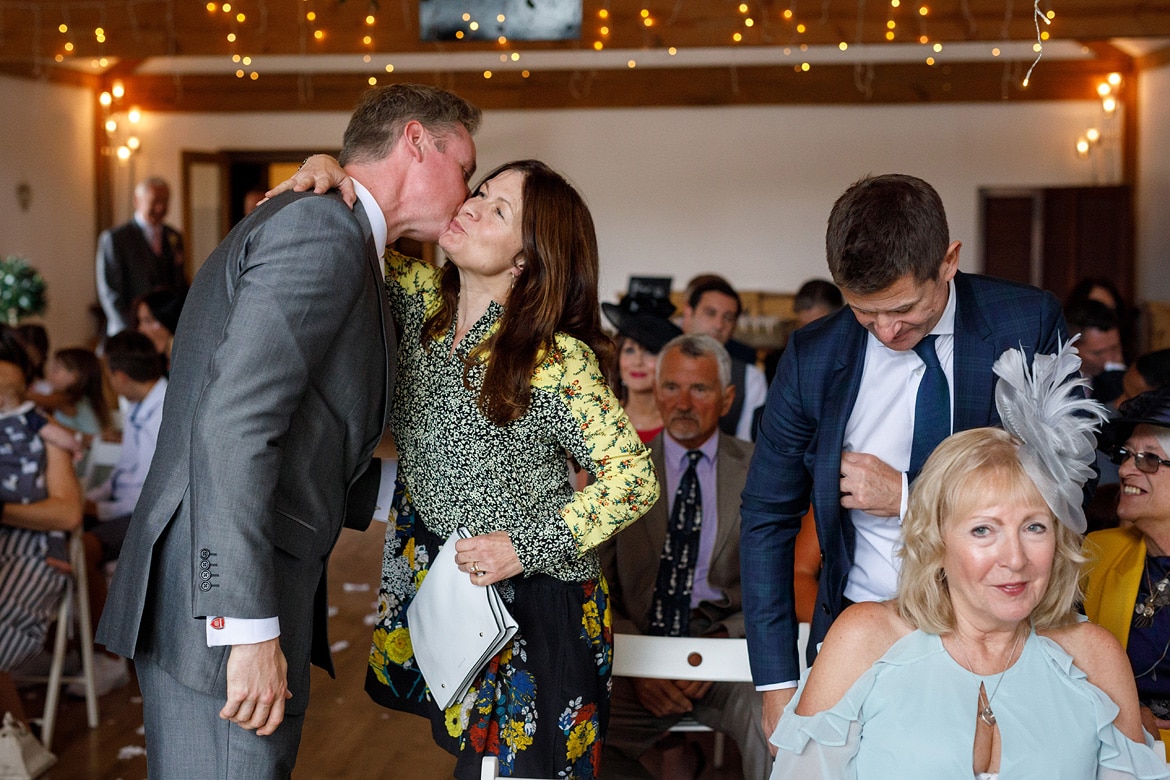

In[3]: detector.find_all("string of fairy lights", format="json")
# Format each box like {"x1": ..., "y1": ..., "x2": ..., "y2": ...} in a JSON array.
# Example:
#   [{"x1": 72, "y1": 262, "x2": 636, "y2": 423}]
[{"x1": 24, "y1": 0, "x2": 1060, "y2": 86}]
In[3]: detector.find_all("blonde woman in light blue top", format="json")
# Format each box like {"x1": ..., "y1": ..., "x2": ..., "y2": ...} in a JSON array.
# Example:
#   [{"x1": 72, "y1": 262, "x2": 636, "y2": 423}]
[{"x1": 770, "y1": 344, "x2": 1169, "y2": 779}]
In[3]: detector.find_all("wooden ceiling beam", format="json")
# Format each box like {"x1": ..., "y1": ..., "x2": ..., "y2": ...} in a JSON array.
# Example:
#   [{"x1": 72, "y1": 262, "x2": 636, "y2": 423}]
[{"x1": 116, "y1": 58, "x2": 1126, "y2": 113}]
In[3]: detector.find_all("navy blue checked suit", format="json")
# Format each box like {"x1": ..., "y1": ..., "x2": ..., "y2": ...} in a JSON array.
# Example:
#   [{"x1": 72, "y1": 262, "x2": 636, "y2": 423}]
[{"x1": 739, "y1": 271, "x2": 1066, "y2": 686}]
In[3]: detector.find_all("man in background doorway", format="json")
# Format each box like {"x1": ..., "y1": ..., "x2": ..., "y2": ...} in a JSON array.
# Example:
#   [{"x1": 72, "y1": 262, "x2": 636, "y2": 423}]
[{"x1": 95, "y1": 177, "x2": 188, "y2": 337}]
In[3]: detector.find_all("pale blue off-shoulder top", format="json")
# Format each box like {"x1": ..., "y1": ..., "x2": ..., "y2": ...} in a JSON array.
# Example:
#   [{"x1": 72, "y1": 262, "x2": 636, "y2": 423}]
[{"x1": 770, "y1": 629, "x2": 1170, "y2": 780}]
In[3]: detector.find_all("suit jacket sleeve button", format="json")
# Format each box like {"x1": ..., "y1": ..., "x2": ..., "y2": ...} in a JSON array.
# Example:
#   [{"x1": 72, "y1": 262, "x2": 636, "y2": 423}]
[
  {"x1": 200, "y1": 571, "x2": 212, "y2": 581},
  {"x1": 199, "y1": 582, "x2": 212, "y2": 592},
  {"x1": 200, "y1": 549, "x2": 211, "y2": 559}
]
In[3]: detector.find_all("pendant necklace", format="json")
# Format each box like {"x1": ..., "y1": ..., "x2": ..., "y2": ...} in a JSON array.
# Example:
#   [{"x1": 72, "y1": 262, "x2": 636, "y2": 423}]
[
  {"x1": 1134, "y1": 557, "x2": 1170, "y2": 630},
  {"x1": 954, "y1": 628, "x2": 1025, "y2": 727}
]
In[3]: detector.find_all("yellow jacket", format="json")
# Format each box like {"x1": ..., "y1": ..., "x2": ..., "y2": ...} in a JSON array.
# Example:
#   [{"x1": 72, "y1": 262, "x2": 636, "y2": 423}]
[
  {"x1": 1083, "y1": 525, "x2": 1170, "y2": 755},
  {"x1": 1083, "y1": 526, "x2": 1146, "y2": 650}
]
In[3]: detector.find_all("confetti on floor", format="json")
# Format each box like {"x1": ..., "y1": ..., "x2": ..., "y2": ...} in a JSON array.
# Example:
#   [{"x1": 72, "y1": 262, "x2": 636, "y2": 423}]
[
  {"x1": 342, "y1": 582, "x2": 370, "y2": 593},
  {"x1": 117, "y1": 745, "x2": 147, "y2": 760},
  {"x1": 330, "y1": 640, "x2": 350, "y2": 653}
]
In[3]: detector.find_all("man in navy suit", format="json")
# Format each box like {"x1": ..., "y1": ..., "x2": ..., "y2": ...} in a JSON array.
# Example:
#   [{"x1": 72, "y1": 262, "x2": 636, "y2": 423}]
[{"x1": 740, "y1": 174, "x2": 1067, "y2": 737}]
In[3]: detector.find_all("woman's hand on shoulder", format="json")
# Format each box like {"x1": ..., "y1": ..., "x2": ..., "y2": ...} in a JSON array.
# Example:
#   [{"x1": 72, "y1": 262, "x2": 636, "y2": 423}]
[
  {"x1": 264, "y1": 155, "x2": 356, "y2": 208},
  {"x1": 795, "y1": 601, "x2": 909, "y2": 716},
  {"x1": 1044, "y1": 621, "x2": 1145, "y2": 742}
]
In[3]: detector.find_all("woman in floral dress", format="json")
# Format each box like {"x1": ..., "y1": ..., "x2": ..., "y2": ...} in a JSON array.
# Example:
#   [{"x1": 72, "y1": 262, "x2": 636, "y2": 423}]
[{"x1": 291, "y1": 156, "x2": 659, "y2": 777}]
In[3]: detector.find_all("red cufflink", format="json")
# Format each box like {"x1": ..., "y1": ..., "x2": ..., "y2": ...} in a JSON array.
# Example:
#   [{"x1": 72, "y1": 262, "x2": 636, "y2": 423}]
[{"x1": 211, "y1": 617, "x2": 225, "y2": 630}]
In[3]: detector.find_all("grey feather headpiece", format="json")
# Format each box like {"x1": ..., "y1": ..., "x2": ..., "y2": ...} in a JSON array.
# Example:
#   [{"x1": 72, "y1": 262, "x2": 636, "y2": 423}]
[{"x1": 992, "y1": 337, "x2": 1109, "y2": 533}]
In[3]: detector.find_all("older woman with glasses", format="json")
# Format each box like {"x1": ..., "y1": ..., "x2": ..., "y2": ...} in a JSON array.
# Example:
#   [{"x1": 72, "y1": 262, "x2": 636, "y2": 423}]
[{"x1": 1085, "y1": 385, "x2": 1170, "y2": 748}]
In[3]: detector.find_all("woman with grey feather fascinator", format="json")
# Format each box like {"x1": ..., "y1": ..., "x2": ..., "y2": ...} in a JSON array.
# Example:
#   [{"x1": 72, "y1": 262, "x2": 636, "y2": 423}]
[{"x1": 769, "y1": 339, "x2": 1169, "y2": 780}]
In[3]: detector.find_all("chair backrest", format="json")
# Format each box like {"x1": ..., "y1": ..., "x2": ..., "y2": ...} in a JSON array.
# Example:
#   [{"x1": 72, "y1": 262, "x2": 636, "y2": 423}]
[
  {"x1": 612, "y1": 634, "x2": 752, "y2": 683},
  {"x1": 81, "y1": 440, "x2": 122, "y2": 492}
]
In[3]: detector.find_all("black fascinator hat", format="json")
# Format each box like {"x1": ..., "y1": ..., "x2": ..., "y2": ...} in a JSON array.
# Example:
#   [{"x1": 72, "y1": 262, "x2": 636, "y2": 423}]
[
  {"x1": 1100, "y1": 384, "x2": 1170, "y2": 451},
  {"x1": 602, "y1": 293, "x2": 682, "y2": 355}
]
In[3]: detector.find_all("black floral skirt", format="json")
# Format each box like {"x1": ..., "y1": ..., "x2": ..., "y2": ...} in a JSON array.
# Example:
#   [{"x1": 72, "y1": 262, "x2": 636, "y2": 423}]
[{"x1": 365, "y1": 480, "x2": 612, "y2": 779}]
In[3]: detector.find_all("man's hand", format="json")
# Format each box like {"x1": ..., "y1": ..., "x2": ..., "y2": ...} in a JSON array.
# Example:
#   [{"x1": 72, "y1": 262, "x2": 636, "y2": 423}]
[
  {"x1": 1140, "y1": 705, "x2": 1170, "y2": 740},
  {"x1": 675, "y1": 680, "x2": 714, "y2": 700},
  {"x1": 633, "y1": 678, "x2": 697, "y2": 718},
  {"x1": 762, "y1": 688, "x2": 796, "y2": 754},
  {"x1": 839, "y1": 451, "x2": 902, "y2": 517},
  {"x1": 219, "y1": 637, "x2": 292, "y2": 736}
]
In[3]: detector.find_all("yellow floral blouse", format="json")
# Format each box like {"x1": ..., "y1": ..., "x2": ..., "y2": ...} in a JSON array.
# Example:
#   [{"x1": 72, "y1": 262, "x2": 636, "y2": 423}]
[{"x1": 384, "y1": 251, "x2": 659, "y2": 582}]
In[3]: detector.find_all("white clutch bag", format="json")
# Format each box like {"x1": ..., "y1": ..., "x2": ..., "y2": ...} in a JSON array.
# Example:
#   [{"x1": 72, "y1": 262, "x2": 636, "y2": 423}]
[{"x1": 407, "y1": 526, "x2": 519, "y2": 710}]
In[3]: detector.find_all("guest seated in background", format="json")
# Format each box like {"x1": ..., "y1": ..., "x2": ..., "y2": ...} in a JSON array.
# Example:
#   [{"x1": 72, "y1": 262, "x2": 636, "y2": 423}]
[
  {"x1": 1118, "y1": 349, "x2": 1170, "y2": 408},
  {"x1": 1084, "y1": 385, "x2": 1170, "y2": 749},
  {"x1": 1067, "y1": 276, "x2": 1136, "y2": 363},
  {"x1": 680, "y1": 276, "x2": 766, "y2": 441},
  {"x1": 601, "y1": 334, "x2": 769, "y2": 779},
  {"x1": 79, "y1": 331, "x2": 167, "y2": 697},
  {"x1": 1066, "y1": 298, "x2": 1127, "y2": 406},
  {"x1": 29, "y1": 347, "x2": 114, "y2": 443},
  {"x1": 792, "y1": 278, "x2": 844, "y2": 329},
  {"x1": 602, "y1": 292, "x2": 682, "y2": 443},
  {"x1": 15, "y1": 324, "x2": 49, "y2": 395},
  {"x1": 771, "y1": 344, "x2": 1167, "y2": 779},
  {"x1": 132, "y1": 286, "x2": 187, "y2": 370},
  {"x1": 0, "y1": 328, "x2": 83, "y2": 727},
  {"x1": 84, "y1": 331, "x2": 166, "y2": 565}
]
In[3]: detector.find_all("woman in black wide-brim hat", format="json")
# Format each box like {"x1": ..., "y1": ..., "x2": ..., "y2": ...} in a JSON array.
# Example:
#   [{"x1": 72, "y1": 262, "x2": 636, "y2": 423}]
[
  {"x1": 1084, "y1": 385, "x2": 1170, "y2": 751},
  {"x1": 602, "y1": 293, "x2": 682, "y2": 443}
]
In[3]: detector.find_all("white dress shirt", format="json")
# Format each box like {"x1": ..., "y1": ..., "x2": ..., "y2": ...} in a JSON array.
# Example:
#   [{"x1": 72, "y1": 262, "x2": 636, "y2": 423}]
[{"x1": 842, "y1": 279, "x2": 956, "y2": 604}]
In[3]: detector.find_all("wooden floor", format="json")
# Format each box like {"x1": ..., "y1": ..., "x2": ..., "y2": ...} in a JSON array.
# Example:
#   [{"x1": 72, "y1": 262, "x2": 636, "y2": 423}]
[{"x1": 33, "y1": 521, "x2": 744, "y2": 779}]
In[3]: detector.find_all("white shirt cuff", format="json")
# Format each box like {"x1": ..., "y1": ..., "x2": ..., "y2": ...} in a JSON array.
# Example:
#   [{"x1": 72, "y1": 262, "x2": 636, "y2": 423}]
[
  {"x1": 205, "y1": 616, "x2": 280, "y2": 647},
  {"x1": 756, "y1": 680, "x2": 799, "y2": 691}
]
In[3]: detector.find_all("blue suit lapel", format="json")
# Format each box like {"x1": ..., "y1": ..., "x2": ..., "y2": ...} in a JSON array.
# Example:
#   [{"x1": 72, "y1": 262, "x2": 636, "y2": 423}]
[
  {"x1": 952, "y1": 272, "x2": 999, "y2": 432},
  {"x1": 812, "y1": 318, "x2": 868, "y2": 580}
]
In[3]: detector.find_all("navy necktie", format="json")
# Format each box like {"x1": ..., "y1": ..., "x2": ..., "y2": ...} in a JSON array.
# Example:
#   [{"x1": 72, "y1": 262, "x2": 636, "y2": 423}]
[
  {"x1": 649, "y1": 450, "x2": 703, "y2": 637},
  {"x1": 909, "y1": 334, "x2": 950, "y2": 481}
]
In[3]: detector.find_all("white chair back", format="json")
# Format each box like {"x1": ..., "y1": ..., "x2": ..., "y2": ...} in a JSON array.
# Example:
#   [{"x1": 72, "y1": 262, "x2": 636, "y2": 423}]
[{"x1": 612, "y1": 634, "x2": 753, "y2": 682}]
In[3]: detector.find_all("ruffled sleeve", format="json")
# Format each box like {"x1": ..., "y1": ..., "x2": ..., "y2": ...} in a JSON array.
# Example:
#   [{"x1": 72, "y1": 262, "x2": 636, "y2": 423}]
[
  {"x1": 768, "y1": 663, "x2": 882, "y2": 779},
  {"x1": 1033, "y1": 635, "x2": 1170, "y2": 780}
]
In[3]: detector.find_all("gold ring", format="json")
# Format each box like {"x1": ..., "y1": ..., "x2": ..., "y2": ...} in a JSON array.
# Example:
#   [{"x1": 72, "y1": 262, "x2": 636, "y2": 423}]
[{"x1": 471, "y1": 561, "x2": 480, "y2": 574}]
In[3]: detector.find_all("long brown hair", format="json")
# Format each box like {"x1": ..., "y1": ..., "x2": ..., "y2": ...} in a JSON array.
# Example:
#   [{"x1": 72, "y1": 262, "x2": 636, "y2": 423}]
[
  {"x1": 54, "y1": 348, "x2": 114, "y2": 431},
  {"x1": 422, "y1": 160, "x2": 616, "y2": 425}
]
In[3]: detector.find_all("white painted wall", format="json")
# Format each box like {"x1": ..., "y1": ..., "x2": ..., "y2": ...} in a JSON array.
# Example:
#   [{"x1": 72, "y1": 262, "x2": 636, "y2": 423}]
[
  {"x1": 128, "y1": 99, "x2": 1120, "y2": 306},
  {"x1": 4, "y1": 71, "x2": 1166, "y2": 348},
  {"x1": 0, "y1": 75, "x2": 95, "y2": 345}
]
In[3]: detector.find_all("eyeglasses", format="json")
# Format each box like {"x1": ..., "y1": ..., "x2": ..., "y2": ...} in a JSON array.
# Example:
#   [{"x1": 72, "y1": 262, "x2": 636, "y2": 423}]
[{"x1": 1111, "y1": 446, "x2": 1170, "y2": 475}]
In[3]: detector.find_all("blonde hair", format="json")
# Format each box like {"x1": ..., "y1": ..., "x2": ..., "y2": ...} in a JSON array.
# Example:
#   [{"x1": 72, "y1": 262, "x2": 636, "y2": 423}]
[{"x1": 897, "y1": 427, "x2": 1084, "y2": 634}]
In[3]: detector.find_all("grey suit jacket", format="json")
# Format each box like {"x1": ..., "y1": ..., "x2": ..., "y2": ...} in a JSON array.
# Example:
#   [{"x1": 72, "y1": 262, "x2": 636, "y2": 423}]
[
  {"x1": 601, "y1": 432, "x2": 753, "y2": 639},
  {"x1": 96, "y1": 190, "x2": 393, "y2": 715}
]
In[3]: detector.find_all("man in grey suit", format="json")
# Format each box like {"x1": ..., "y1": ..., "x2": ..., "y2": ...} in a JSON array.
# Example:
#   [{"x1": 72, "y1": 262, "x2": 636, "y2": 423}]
[
  {"x1": 96, "y1": 84, "x2": 481, "y2": 778},
  {"x1": 601, "y1": 334, "x2": 769, "y2": 779},
  {"x1": 95, "y1": 176, "x2": 188, "y2": 336}
]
